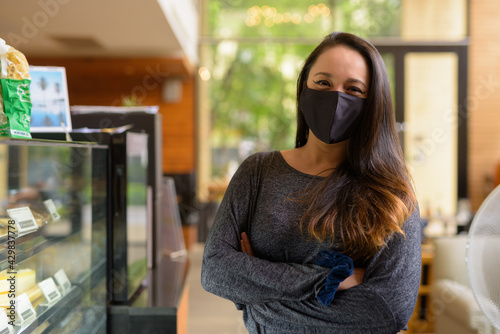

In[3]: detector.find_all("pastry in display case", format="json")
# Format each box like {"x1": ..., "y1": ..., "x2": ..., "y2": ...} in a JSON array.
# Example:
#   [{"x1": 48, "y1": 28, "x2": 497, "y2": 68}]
[{"x1": 0, "y1": 138, "x2": 108, "y2": 333}]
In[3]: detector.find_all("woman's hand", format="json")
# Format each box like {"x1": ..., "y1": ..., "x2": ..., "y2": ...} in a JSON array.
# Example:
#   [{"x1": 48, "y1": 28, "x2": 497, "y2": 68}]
[
  {"x1": 338, "y1": 268, "x2": 365, "y2": 290},
  {"x1": 240, "y1": 232, "x2": 254, "y2": 256}
]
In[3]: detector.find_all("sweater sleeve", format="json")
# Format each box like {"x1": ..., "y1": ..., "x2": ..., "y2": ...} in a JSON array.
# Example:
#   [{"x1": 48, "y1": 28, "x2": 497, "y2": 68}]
[
  {"x1": 247, "y1": 208, "x2": 422, "y2": 333},
  {"x1": 201, "y1": 154, "x2": 330, "y2": 305}
]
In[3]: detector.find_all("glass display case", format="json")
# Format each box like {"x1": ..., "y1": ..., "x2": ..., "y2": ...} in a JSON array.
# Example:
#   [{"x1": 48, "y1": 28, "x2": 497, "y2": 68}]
[
  {"x1": 71, "y1": 110, "x2": 163, "y2": 267},
  {"x1": 32, "y1": 131, "x2": 150, "y2": 304},
  {"x1": 0, "y1": 138, "x2": 108, "y2": 333}
]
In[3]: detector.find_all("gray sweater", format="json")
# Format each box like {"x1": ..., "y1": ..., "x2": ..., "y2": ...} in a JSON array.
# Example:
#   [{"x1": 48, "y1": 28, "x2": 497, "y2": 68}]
[{"x1": 201, "y1": 151, "x2": 421, "y2": 334}]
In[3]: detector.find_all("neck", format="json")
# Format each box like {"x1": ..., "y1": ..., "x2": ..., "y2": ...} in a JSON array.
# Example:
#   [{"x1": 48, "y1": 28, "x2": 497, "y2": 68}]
[{"x1": 298, "y1": 133, "x2": 348, "y2": 176}]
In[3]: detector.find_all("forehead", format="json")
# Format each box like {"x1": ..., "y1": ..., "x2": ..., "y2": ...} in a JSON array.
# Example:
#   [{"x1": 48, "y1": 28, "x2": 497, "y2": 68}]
[{"x1": 310, "y1": 45, "x2": 370, "y2": 81}]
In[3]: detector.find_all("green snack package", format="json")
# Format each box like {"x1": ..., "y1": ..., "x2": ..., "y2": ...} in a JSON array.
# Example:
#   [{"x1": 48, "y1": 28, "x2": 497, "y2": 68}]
[{"x1": 0, "y1": 37, "x2": 32, "y2": 139}]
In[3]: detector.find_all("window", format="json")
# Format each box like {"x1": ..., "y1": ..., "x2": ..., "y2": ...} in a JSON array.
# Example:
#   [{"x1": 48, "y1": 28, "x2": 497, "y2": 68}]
[{"x1": 197, "y1": 0, "x2": 469, "y2": 215}]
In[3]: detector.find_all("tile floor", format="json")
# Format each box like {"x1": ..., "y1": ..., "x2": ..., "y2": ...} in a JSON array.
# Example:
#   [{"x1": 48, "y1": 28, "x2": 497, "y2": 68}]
[{"x1": 187, "y1": 242, "x2": 249, "y2": 334}]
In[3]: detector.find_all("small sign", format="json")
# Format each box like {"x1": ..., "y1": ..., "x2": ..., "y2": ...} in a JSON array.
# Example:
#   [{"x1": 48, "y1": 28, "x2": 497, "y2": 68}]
[
  {"x1": 6, "y1": 207, "x2": 39, "y2": 236},
  {"x1": 29, "y1": 66, "x2": 72, "y2": 133},
  {"x1": 54, "y1": 269, "x2": 71, "y2": 294},
  {"x1": 0, "y1": 309, "x2": 14, "y2": 334},
  {"x1": 16, "y1": 293, "x2": 37, "y2": 324},
  {"x1": 38, "y1": 277, "x2": 62, "y2": 305},
  {"x1": 43, "y1": 199, "x2": 61, "y2": 221}
]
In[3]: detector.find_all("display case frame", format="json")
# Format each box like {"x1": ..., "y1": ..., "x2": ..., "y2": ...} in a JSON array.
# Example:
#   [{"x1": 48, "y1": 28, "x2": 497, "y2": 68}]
[{"x1": 0, "y1": 138, "x2": 108, "y2": 334}]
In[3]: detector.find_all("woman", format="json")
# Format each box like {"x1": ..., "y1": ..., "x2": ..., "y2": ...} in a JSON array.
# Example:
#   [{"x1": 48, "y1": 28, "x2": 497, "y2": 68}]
[{"x1": 201, "y1": 32, "x2": 421, "y2": 334}]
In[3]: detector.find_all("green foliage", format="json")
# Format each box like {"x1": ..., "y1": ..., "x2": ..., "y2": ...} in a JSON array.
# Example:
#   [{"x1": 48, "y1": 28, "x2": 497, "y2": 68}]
[
  {"x1": 120, "y1": 94, "x2": 142, "y2": 107},
  {"x1": 209, "y1": 43, "x2": 313, "y2": 152},
  {"x1": 333, "y1": 0, "x2": 401, "y2": 37},
  {"x1": 127, "y1": 182, "x2": 147, "y2": 206}
]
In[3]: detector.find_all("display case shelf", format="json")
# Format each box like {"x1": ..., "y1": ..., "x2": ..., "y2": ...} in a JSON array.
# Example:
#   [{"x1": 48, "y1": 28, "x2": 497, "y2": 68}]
[
  {"x1": 14, "y1": 286, "x2": 82, "y2": 333},
  {"x1": 0, "y1": 225, "x2": 87, "y2": 272}
]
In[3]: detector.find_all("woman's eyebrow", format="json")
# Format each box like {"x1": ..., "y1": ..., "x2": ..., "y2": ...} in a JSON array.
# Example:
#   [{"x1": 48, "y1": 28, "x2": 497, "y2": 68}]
[
  {"x1": 313, "y1": 72, "x2": 367, "y2": 89},
  {"x1": 346, "y1": 78, "x2": 368, "y2": 89},
  {"x1": 313, "y1": 71, "x2": 333, "y2": 78}
]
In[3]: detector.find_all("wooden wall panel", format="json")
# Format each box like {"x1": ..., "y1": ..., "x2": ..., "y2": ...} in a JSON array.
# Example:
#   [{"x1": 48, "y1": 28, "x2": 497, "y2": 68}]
[
  {"x1": 28, "y1": 57, "x2": 195, "y2": 174},
  {"x1": 468, "y1": 0, "x2": 500, "y2": 209},
  {"x1": 159, "y1": 79, "x2": 195, "y2": 174}
]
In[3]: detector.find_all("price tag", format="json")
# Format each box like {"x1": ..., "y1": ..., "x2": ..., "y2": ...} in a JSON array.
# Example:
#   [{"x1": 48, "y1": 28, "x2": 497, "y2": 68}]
[
  {"x1": 6, "y1": 207, "x2": 39, "y2": 236},
  {"x1": 38, "y1": 277, "x2": 62, "y2": 305},
  {"x1": 0, "y1": 309, "x2": 14, "y2": 334},
  {"x1": 54, "y1": 269, "x2": 71, "y2": 294},
  {"x1": 16, "y1": 293, "x2": 37, "y2": 324},
  {"x1": 43, "y1": 199, "x2": 61, "y2": 221}
]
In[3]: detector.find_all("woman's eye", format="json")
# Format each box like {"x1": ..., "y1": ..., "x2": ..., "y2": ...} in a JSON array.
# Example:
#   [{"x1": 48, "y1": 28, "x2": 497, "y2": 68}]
[
  {"x1": 347, "y1": 86, "x2": 363, "y2": 94},
  {"x1": 313, "y1": 80, "x2": 330, "y2": 87}
]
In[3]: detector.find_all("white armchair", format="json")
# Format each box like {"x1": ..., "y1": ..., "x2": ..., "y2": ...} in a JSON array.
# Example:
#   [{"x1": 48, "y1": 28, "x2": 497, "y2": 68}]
[{"x1": 431, "y1": 235, "x2": 498, "y2": 334}]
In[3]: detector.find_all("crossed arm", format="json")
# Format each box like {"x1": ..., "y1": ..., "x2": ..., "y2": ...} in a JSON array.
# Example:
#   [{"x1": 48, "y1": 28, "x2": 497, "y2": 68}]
[
  {"x1": 203, "y1": 210, "x2": 421, "y2": 332},
  {"x1": 240, "y1": 232, "x2": 365, "y2": 290}
]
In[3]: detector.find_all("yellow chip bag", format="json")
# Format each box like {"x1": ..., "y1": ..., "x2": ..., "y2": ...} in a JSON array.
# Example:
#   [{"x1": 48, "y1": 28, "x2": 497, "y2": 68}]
[{"x1": 0, "y1": 37, "x2": 32, "y2": 138}]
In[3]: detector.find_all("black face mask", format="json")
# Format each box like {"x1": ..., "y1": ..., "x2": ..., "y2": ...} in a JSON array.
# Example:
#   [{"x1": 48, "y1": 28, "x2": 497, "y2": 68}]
[{"x1": 299, "y1": 87, "x2": 366, "y2": 144}]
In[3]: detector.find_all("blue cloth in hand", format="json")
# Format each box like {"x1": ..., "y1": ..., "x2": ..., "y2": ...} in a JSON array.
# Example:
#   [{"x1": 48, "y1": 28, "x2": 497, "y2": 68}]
[{"x1": 315, "y1": 250, "x2": 354, "y2": 306}]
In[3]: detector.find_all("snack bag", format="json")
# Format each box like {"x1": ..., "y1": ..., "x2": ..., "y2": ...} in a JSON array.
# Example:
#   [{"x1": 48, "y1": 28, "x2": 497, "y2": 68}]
[{"x1": 0, "y1": 37, "x2": 32, "y2": 138}]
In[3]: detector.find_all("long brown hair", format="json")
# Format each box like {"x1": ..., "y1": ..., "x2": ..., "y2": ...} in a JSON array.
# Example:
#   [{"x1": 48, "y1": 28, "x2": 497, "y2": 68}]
[{"x1": 295, "y1": 32, "x2": 416, "y2": 261}]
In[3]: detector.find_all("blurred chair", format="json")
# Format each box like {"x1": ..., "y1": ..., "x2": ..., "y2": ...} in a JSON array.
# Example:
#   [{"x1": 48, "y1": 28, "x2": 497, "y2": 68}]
[{"x1": 431, "y1": 235, "x2": 497, "y2": 334}]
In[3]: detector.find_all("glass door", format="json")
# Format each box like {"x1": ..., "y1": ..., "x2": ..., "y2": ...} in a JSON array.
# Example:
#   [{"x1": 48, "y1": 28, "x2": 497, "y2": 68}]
[
  {"x1": 405, "y1": 52, "x2": 459, "y2": 216},
  {"x1": 377, "y1": 42, "x2": 468, "y2": 218}
]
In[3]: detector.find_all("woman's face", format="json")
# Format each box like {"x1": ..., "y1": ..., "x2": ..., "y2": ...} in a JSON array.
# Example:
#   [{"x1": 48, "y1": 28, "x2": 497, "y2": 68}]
[{"x1": 306, "y1": 45, "x2": 370, "y2": 99}]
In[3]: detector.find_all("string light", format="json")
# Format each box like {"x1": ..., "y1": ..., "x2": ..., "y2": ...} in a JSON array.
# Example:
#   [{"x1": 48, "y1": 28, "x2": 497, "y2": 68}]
[
  {"x1": 264, "y1": 18, "x2": 275, "y2": 27},
  {"x1": 199, "y1": 67, "x2": 211, "y2": 81},
  {"x1": 318, "y1": 3, "x2": 330, "y2": 17},
  {"x1": 245, "y1": 3, "x2": 331, "y2": 27},
  {"x1": 304, "y1": 13, "x2": 314, "y2": 23},
  {"x1": 282, "y1": 12, "x2": 291, "y2": 23},
  {"x1": 291, "y1": 13, "x2": 302, "y2": 24},
  {"x1": 247, "y1": 6, "x2": 261, "y2": 17},
  {"x1": 308, "y1": 5, "x2": 320, "y2": 17}
]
